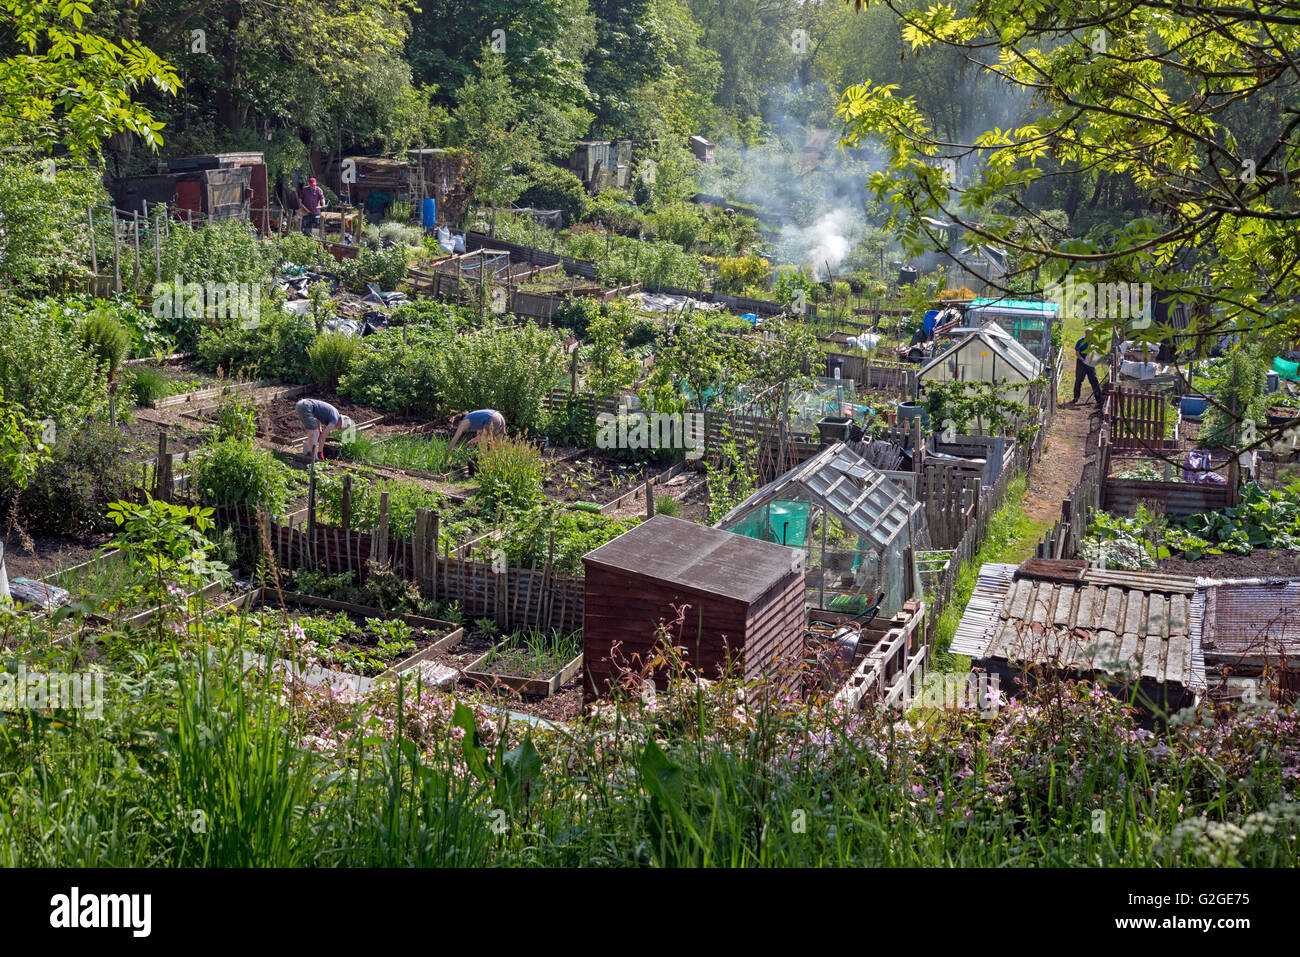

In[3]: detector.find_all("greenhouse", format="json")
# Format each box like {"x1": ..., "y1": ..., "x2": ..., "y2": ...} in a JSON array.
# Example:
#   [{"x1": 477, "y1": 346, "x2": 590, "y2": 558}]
[
  {"x1": 919, "y1": 321, "x2": 1044, "y2": 404},
  {"x1": 715, "y1": 443, "x2": 925, "y2": 618}
]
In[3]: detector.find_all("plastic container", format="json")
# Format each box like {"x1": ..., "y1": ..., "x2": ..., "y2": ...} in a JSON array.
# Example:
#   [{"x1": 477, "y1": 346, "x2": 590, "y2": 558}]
[
  {"x1": 896, "y1": 400, "x2": 930, "y2": 429},
  {"x1": 817, "y1": 415, "x2": 852, "y2": 446},
  {"x1": 1179, "y1": 393, "x2": 1209, "y2": 421},
  {"x1": 421, "y1": 197, "x2": 437, "y2": 228}
]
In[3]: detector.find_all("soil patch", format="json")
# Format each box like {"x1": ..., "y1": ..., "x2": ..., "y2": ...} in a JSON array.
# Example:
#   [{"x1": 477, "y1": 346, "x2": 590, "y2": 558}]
[
  {"x1": 1022, "y1": 404, "x2": 1095, "y2": 523},
  {"x1": 2, "y1": 532, "x2": 111, "y2": 582},
  {"x1": 1158, "y1": 548, "x2": 1300, "y2": 579}
]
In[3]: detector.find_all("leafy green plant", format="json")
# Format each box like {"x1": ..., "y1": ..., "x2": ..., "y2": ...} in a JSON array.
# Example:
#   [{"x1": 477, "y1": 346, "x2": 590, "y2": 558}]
[
  {"x1": 14, "y1": 419, "x2": 136, "y2": 534},
  {"x1": 105, "y1": 499, "x2": 230, "y2": 615},
  {"x1": 215, "y1": 394, "x2": 259, "y2": 441},
  {"x1": 192, "y1": 437, "x2": 295, "y2": 513},
  {"x1": 340, "y1": 433, "x2": 472, "y2": 473},
  {"x1": 196, "y1": 311, "x2": 314, "y2": 383},
  {"x1": 653, "y1": 494, "x2": 680, "y2": 518},
  {"x1": 126, "y1": 365, "x2": 170, "y2": 406},
  {"x1": 474, "y1": 436, "x2": 545, "y2": 510},
  {"x1": 307, "y1": 332, "x2": 361, "y2": 390},
  {"x1": 483, "y1": 504, "x2": 641, "y2": 573},
  {"x1": 0, "y1": 299, "x2": 107, "y2": 430}
]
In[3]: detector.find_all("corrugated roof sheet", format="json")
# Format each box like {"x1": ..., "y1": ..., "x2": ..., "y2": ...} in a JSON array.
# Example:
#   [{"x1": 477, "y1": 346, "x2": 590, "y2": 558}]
[
  {"x1": 1201, "y1": 579, "x2": 1300, "y2": 666},
  {"x1": 970, "y1": 564, "x2": 1203, "y2": 691},
  {"x1": 951, "y1": 562, "x2": 1018, "y2": 657}
]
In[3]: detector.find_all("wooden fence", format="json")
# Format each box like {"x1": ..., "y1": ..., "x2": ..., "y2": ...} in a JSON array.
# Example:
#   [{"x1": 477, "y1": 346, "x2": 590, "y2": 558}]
[
  {"x1": 214, "y1": 504, "x2": 586, "y2": 632},
  {"x1": 1035, "y1": 463, "x2": 1101, "y2": 559},
  {"x1": 823, "y1": 351, "x2": 916, "y2": 394},
  {"x1": 1112, "y1": 387, "x2": 1177, "y2": 452}
]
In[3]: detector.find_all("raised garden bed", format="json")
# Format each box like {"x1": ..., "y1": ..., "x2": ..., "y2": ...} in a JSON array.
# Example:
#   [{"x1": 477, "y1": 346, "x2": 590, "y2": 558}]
[
  {"x1": 462, "y1": 630, "x2": 583, "y2": 696},
  {"x1": 248, "y1": 589, "x2": 465, "y2": 679}
]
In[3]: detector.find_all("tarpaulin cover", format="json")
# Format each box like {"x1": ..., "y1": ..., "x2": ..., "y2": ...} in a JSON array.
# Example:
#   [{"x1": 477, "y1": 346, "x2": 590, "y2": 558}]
[{"x1": 730, "y1": 499, "x2": 810, "y2": 548}]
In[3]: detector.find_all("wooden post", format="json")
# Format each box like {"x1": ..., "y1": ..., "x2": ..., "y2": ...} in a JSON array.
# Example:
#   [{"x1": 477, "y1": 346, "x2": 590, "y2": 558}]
[
  {"x1": 113, "y1": 211, "x2": 121, "y2": 293},
  {"x1": 155, "y1": 433, "x2": 168, "y2": 501},
  {"x1": 306, "y1": 466, "x2": 317, "y2": 568},
  {"x1": 340, "y1": 473, "x2": 353, "y2": 530},
  {"x1": 87, "y1": 205, "x2": 98, "y2": 284},
  {"x1": 430, "y1": 511, "x2": 440, "y2": 601},
  {"x1": 132, "y1": 210, "x2": 142, "y2": 291},
  {"x1": 373, "y1": 490, "x2": 390, "y2": 565},
  {"x1": 153, "y1": 204, "x2": 162, "y2": 281},
  {"x1": 645, "y1": 479, "x2": 655, "y2": 519},
  {"x1": 414, "y1": 507, "x2": 430, "y2": 586}
]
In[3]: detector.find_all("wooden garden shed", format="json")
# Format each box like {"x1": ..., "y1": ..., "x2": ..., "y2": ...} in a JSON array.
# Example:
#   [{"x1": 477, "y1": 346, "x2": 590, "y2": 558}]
[{"x1": 581, "y1": 515, "x2": 806, "y2": 704}]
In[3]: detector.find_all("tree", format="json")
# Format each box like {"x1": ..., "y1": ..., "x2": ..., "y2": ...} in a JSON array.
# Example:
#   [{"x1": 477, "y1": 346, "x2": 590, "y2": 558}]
[
  {"x1": 0, "y1": 0, "x2": 179, "y2": 156},
  {"x1": 453, "y1": 51, "x2": 538, "y2": 221},
  {"x1": 839, "y1": 0, "x2": 1300, "y2": 458}
]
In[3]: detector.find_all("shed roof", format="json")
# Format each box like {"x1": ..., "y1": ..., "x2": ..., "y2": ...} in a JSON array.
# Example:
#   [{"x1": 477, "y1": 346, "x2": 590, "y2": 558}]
[
  {"x1": 715, "y1": 443, "x2": 919, "y2": 552},
  {"x1": 1200, "y1": 578, "x2": 1300, "y2": 667},
  {"x1": 919, "y1": 320, "x2": 1044, "y2": 383},
  {"x1": 954, "y1": 559, "x2": 1205, "y2": 691},
  {"x1": 582, "y1": 514, "x2": 802, "y2": 605}
]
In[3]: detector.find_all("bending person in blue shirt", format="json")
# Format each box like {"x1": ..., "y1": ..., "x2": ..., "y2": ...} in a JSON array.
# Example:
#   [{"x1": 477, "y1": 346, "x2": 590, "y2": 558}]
[{"x1": 448, "y1": 409, "x2": 506, "y2": 448}]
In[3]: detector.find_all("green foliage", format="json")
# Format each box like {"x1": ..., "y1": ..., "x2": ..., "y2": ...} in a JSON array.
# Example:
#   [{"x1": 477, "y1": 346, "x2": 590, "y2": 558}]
[
  {"x1": 0, "y1": 388, "x2": 51, "y2": 491},
  {"x1": 1186, "y1": 483, "x2": 1300, "y2": 554},
  {"x1": 340, "y1": 434, "x2": 473, "y2": 474},
  {"x1": 214, "y1": 395, "x2": 259, "y2": 442},
  {"x1": 307, "y1": 333, "x2": 362, "y2": 390},
  {"x1": 339, "y1": 325, "x2": 448, "y2": 415},
  {"x1": 653, "y1": 494, "x2": 680, "y2": 517},
  {"x1": 0, "y1": 159, "x2": 109, "y2": 296},
  {"x1": 474, "y1": 437, "x2": 545, "y2": 510},
  {"x1": 1080, "y1": 506, "x2": 1164, "y2": 571},
  {"x1": 922, "y1": 378, "x2": 1042, "y2": 445},
  {"x1": 75, "y1": 309, "x2": 132, "y2": 377},
  {"x1": 432, "y1": 323, "x2": 565, "y2": 432},
  {"x1": 192, "y1": 438, "x2": 295, "y2": 514},
  {"x1": 314, "y1": 466, "x2": 462, "y2": 541},
  {"x1": 0, "y1": 299, "x2": 106, "y2": 430},
  {"x1": 583, "y1": 302, "x2": 642, "y2": 398},
  {"x1": 485, "y1": 504, "x2": 641, "y2": 573},
  {"x1": 705, "y1": 429, "x2": 758, "y2": 524},
  {"x1": 0, "y1": 2, "x2": 178, "y2": 157},
  {"x1": 648, "y1": 202, "x2": 704, "y2": 249},
  {"x1": 105, "y1": 499, "x2": 229, "y2": 609},
  {"x1": 519, "y1": 166, "x2": 589, "y2": 225},
  {"x1": 1201, "y1": 348, "x2": 1270, "y2": 449},
  {"x1": 355, "y1": 244, "x2": 410, "y2": 293},
  {"x1": 196, "y1": 312, "x2": 314, "y2": 384},
  {"x1": 13, "y1": 420, "x2": 138, "y2": 535}
]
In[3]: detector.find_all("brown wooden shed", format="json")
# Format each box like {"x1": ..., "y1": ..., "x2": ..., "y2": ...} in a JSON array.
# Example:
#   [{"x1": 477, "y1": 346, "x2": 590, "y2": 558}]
[{"x1": 581, "y1": 515, "x2": 806, "y2": 704}]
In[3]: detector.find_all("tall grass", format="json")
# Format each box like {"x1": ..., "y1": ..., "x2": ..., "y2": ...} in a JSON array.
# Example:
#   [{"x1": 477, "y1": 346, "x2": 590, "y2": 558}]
[{"x1": 474, "y1": 436, "x2": 544, "y2": 509}]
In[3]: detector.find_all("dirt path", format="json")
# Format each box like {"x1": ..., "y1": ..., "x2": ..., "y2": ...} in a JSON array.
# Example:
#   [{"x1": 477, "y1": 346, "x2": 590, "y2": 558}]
[{"x1": 1021, "y1": 403, "x2": 1095, "y2": 523}]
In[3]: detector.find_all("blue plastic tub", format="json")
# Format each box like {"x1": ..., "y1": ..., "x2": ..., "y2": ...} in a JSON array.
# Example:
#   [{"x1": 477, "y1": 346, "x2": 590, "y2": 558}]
[{"x1": 1180, "y1": 394, "x2": 1209, "y2": 420}]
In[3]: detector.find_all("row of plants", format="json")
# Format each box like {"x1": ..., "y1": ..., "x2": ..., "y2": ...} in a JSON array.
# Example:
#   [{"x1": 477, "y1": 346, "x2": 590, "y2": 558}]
[{"x1": 1080, "y1": 482, "x2": 1300, "y2": 569}]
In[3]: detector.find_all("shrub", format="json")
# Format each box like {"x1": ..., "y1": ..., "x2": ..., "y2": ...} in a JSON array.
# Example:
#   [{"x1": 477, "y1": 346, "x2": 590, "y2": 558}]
[
  {"x1": 14, "y1": 420, "x2": 138, "y2": 534},
  {"x1": 649, "y1": 202, "x2": 704, "y2": 249},
  {"x1": 338, "y1": 325, "x2": 448, "y2": 415},
  {"x1": 518, "y1": 166, "x2": 589, "y2": 226},
  {"x1": 75, "y1": 309, "x2": 133, "y2": 377},
  {"x1": 196, "y1": 311, "x2": 314, "y2": 383},
  {"x1": 307, "y1": 333, "x2": 361, "y2": 390},
  {"x1": 485, "y1": 504, "x2": 640, "y2": 572},
  {"x1": 192, "y1": 437, "x2": 294, "y2": 513},
  {"x1": 268, "y1": 233, "x2": 331, "y2": 271},
  {"x1": 552, "y1": 297, "x2": 601, "y2": 341},
  {"x1": 355, "y1": 244, "x2": 409, "y2": 292},
  {"x1": 430, "y1": 323, "x2": 564, "y2": 432},
  {"x1": 474, "y1": 436, "x2": 544, "y2": 510},
  {"x1": 709, "y1": 254, "x2": 772, "y2": 294},
  {"x1": 0, "y1": 300, "x2": 106, "y2": 430},
  {"x1": 0, "y1": 158, "x2": 107, "y2": 297}
]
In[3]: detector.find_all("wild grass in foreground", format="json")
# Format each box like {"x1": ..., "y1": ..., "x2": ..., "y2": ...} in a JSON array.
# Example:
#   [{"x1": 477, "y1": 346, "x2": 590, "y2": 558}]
[{"x1": 0, "y1": 603, "x2": 1296, "y2": 867}]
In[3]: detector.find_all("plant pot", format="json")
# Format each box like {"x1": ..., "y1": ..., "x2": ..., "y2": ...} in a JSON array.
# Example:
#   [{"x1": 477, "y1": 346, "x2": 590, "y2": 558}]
[
  {"x1": 895, "y1": 400, "x2": 929, "y2": 430},
  {"x1": 1179, "y1": 393, "x2": 1209, "y2": 421},
  {"x1": 1266, "y1": 406, "x2": 1297, "y2": 428},
  {"x1": 817, "y1": 415, "x2": 852, "y2": 446}
]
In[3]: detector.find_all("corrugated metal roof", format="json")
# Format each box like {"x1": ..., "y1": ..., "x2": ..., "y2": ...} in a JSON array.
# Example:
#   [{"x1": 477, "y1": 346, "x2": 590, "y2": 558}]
[
  {"x1": 951, "y1": 562, "x2": 1018, "y2": 657},
  {"x1": 583, "y1": 514, "x2": 802, "y2": 605},
  {"x1": 1201, "y1": 579, "x2": 1300, "y2": 666},
  {"x1": 973, "y1": 565, "x2": 1203, "y2": 691}
]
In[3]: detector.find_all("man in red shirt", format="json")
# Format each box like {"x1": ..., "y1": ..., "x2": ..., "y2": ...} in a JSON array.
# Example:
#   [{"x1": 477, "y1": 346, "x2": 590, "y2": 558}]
[{"x1": 299, "y1": 176, "x2": 325, "y2": 236}]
